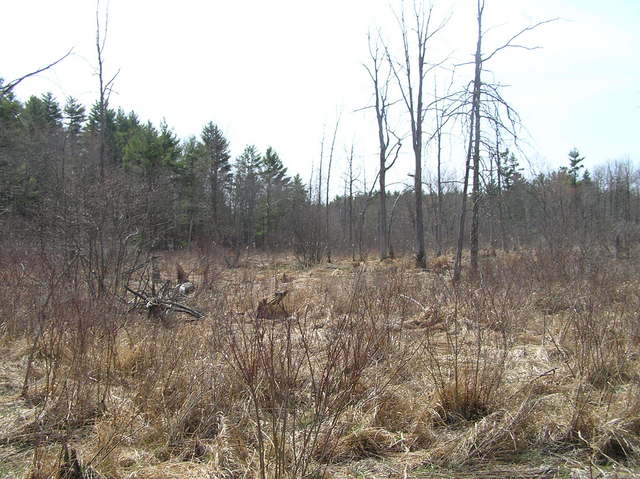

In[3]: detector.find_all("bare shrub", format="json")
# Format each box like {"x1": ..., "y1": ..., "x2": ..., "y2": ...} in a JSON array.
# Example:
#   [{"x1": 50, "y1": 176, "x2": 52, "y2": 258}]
[
  {"x1": 221, "y1": 266, "x2": 414, "y2": 478},
  {"x1": 559, "y1": 303, "x2": 636, "y2": 390},
  {"x1": 423, "y1": 284, "x2": 513, "y2": 426}
]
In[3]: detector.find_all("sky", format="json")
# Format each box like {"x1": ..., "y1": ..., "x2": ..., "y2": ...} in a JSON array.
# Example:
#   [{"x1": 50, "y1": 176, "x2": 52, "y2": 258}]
[{"x1": 2, "y1": 0, "x2": 639, "y2": 193}]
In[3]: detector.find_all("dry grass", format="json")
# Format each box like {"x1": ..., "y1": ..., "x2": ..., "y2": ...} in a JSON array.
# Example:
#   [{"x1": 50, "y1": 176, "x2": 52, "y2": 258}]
[{"x1": 1, "y1": 248, "x2": 640, "y2": 478}]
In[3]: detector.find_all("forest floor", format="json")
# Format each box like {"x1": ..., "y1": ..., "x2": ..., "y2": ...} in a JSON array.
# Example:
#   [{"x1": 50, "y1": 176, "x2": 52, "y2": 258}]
[{"x1": 1, "y1": 249, "x2": 639, "y2": 478}]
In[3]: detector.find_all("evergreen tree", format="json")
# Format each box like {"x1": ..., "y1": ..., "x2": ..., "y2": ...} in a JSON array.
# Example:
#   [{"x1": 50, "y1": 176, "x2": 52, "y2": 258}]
[
  {"x1": 564, "y1": 148, "x2": 585, "y2": 186},
  {"x1": 122, "y1": 120, "x2": 180, "y2": 247},
  {"x1": 201, "y1": 122, "x2": 232, "y2": 232},
  {"x1": 232, "y1": 145, "x2": 262, "y2": 245},
  {"x1": 288, "y1": 174, "x2": 308, "y2": 206},
  {"x1": 0, "y1": 84, "x2": 28, "y2": 215},
  {"x1": 260, "y1": 146, "x2": 290, "y2": 246},
  {"x1": 87, "y1": 101, "x2": 117, "y2": 167},
  {"x1": 113, "y1": 108, "x2": 141, "y2": 166},
  {"x1": 63, "y1": 96, "x2": 86, "y2": 137},
  {"x1": 498, "y1": 151, "x2": 522, "y2": 191},
  {"x1": 262, "y1": 147, "x2": 289, "y2": 185},
  {"x1": 59, "y1": 96, "x2": 87, "y2": 191},
  {"x1": 22, "y1": 95, "x2": 51, "y2": 134},
  {"x1": 21, "y1": 94, "x2": 64, "y2": 199},
  {"x1": 41, "y1": 92, "x2": 63, "y2": 129},
  {"x1": 0, "y1": 81, "x2": 22, "y2": 148},
  {"x1": 158, "y1": 119, "x2": 180, "y2": 167},
  {"x1": 176, "y1": 136, "x2": 207, "y2": 244},
  {"x1": 288, "y1": 173, "x2": 309, "y2": 247},
  {"x1": 123, "y1": 121, "x2": 178, "y2": 189}
]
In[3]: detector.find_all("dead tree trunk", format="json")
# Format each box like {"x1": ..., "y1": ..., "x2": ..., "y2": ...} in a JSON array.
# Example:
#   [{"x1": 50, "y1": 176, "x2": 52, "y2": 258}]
[
  {"x1": 453, "y1": 109, "x2": 475, "y2": 283},
  {"x1": 469, "y1": 8, "x2": 483, "y2": 280},
  {"x1": 464, "y1": 0, "x2": 554, "y2": 279},
  {"x1": 386, "y1": 3, "x2": 445, "y2": 269},
  {"x1": 495, "y1": 132, "x2": 508, "y2": 252},
  {"x1": 365, "y1": 33, "x2": 402, "y2": 260},
  {"x1": 325, "y1": 115, "x2": 340, "y2": 263},
  {"x1": 435, "y1": 89, "x2": 444, "y2": 257},
  {"x1": 347, "y1": 145, "x2": 356, "y2": 260},
  {"x1": 95, "y1": 0, "x2": 118, "y2": 178}
]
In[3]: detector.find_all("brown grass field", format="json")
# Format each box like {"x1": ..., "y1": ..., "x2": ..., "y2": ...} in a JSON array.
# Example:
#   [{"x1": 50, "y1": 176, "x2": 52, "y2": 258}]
[{"x1": 1, "y1": 249, "x2": 639, "y2": 478}]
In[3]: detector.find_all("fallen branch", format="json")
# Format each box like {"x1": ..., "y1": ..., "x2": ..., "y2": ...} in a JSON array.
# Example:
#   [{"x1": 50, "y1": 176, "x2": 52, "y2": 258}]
[{"x1": 125, "y1": 285, "x2": 204, "y2": 321}]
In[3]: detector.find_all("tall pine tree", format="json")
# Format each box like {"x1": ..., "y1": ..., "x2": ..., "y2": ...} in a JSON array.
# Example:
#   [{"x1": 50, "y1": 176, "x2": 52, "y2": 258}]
[{"x1": 201, "y1": 122, "x2": 232, "y2": 235}]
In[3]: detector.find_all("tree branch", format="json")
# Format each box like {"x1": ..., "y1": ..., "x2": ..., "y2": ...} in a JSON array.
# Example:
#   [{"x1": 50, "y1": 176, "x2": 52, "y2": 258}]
[
  {"x1": 482, "y1": 18, "x2": 560, "y2": 63},
  {"x1": 0, "y1": 49, "x2": 73, "y2": 98}
]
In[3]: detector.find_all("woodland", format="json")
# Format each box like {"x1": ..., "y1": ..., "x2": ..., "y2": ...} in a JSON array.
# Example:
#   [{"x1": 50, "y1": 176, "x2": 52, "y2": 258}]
[{"x1": 1, "y1": 1, "x2": 639, "y2": 478}]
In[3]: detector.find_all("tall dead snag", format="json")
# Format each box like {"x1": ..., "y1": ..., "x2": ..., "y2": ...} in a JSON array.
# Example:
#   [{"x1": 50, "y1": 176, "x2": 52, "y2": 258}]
[
  {"x1": 387, "y1": 1, "x2": 446, "y2": 269},
  {"x1": 317, "y1": 132, "x2": 324, "y2": 206},
  {"x1": 492, "y1": 126, "x2": 509, "y2": 252},
  {"x1": 325, "y1": 114, "x2": 340, "y2": 263},
  {"x1": 469, "y1": 2, "x2": 483, "y2": 279},
  {"x1": 434, "y1": 82, "x2": 444, "y2": 257},
  {"x1": 431, "y1": 76, "x2": 462, "y2": 258},
  {"x1": 456, "y1": 0, "x2": 556, "y2": 281},
  {"x1": 364, "y1": 32, "x2": 401, "y2": 260},
  {"x1": 95, "y1": 0, "x2": 119, "y2": 178},
  {"x1": 345, "y1": 144, "x2": 357, "y2": 260},
  {"x1": 453, "y1": 107, "x2": 475, "y2": 283}
]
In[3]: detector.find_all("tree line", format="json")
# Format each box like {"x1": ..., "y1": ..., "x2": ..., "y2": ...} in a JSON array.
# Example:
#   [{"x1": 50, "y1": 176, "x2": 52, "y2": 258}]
[
  {"x1": 0, "y1": 86, "x2": 312, "y2": 251},
  {"x1": 1, "y1": 0, "x2": 638, "y2": 277},
  {"x1": 1, "y1": 83, "x2": 637, "y2": 265}
]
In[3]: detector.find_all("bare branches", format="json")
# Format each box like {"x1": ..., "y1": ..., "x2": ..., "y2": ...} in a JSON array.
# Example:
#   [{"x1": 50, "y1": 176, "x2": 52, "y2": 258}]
[
  {"x1": 366, "y1": 28, "x2": 402, "y2": 259},
  {"x1": 125, "y1": 282, "x2": 204, "y2": 321},
  {"x1": 95, "y1": 0, "x2": 119, "y2": 177},
  {"x1": 95, "y1": 0, "x2": 120, "y2": 103},
  {"x1": 0, "y1": 49, "x2": 73, "y2": 99},
  {"x1": 482, "y1": 18, "x2": 559, "y2": 64},
  {"x1": 455, "y1": 17, "x2": 559, "y2": 68},
  {"x1": 383, "y1": 0, "x2": 449, "y2": 267},
  {"x1": 385, "y1": 136, "x2": 403, "y2": 173},
  {"x1": 365, "y1": 30, "x2": 397, "y2": 154},
  {"x1": 96, "y1": 0, "x2": 110, "y2": 54}
]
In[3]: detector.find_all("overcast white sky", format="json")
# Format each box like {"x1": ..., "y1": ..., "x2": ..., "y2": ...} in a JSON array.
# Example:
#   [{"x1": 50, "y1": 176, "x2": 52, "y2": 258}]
[{"x1": 2, "y1": 0, "x2": 639, "y2": 193}]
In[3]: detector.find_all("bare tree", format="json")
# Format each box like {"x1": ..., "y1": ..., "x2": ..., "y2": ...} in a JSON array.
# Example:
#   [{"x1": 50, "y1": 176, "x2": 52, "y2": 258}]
[
  {"x1": 364, "y1": 32, "x2": 402, "y2": 261},
  {"x1": 387, "y1": 1, "x2": 446, "y2": 269},
  {"x1": 434, "y1": 82, "x2": 444, "y2": 257},
  {"x1": 317, "y1": 131, "x2": 325, "y2": 206},
  {"x1": 469, "y1": 3, "x2": 484, "y2": 278},
  {"x1": 325, "y1": 115, "x2": 340, "y2": 263},
  {"x1": 492, "y1": 125, "x2": 509, "y2": 252},
  {"x1": 430, "y1": 75, "x2": 463, "y2": 257},
  {"x1": 453, "y1": 107, "x2": 475, "y2": 283},
  {"x1": 345, "y1": 144, "x2": 357, "y2": 260},
  {"x1": 455, "y1": 0, "x2": 556, "y2": 280},
  {"x1": 95, "y1": 0, "x2": 120, "y2": 178}
]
